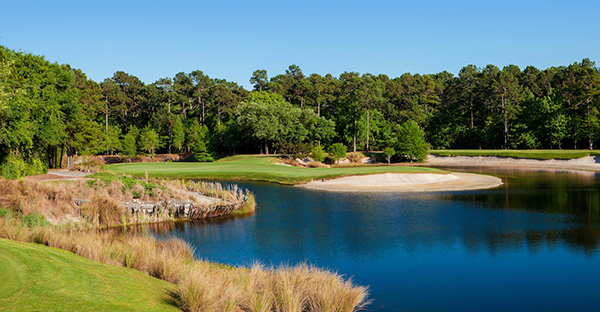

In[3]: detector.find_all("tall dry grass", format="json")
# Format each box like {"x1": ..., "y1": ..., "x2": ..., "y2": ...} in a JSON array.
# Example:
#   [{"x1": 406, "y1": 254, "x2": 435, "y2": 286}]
[
  {"x1": 0, "y1": 177, "x2": 255, "y2": 226},
  {"x1": 0, "y1": 214, "x2": 370, "y2": 312},
  {"x1": 183, "y1": 181, "x2": 251, "y2": 206}
]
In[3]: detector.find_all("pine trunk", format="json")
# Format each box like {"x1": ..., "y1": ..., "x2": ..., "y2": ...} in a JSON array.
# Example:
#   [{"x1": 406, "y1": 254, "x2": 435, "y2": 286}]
[
  {"x1": 366, "y1": 107, "x2": 370, "y2": 152},
  {"x1": 353, "y1": 105, "x2": 357, "y2": 152}
]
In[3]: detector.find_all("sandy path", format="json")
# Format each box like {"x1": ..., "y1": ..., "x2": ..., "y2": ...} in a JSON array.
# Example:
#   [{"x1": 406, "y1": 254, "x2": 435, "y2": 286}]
[
  {"x1": 300, "y1": 172, "x2": 502, "y2": 192},
  {"x1": 25, "y1": 170, "x2": 93, "y2": 182},
  {"x1": 425, "y1": 155, "x2": 600, "y2": 172}
]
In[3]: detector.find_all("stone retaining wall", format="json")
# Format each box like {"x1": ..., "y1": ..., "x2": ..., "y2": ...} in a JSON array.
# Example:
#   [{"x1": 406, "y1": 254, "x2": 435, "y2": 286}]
[
  {"x1": 123, "y1": 198, "x2": 245, "y2": 222},
  {"x1": 74, "y1": 196, "x2": 248, "y2": 224}
]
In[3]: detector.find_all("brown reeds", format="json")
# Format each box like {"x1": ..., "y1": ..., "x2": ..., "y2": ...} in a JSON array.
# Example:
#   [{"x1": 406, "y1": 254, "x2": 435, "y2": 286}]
[{"x1": 0, "y1": 177, "x2": 255, "y2": 226}]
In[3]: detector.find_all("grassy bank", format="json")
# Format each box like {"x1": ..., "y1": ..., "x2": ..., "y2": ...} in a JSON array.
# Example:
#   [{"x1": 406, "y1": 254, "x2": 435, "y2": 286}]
[
  {"x1": 0, "y1": 238, "x2": 179, "y2": 311},
  {"x1": 108, "y1": 155, "x2": 446, "y2": 185},
  {"x1": 430, "y1": 149, "x2": 600, "y2": 160},
  {"x1": 0, "y1": 209, "x2": 370, "y2": 311}
]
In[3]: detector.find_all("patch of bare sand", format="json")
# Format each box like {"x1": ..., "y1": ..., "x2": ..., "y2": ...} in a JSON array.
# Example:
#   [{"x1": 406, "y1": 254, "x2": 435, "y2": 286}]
[
  {"x1": 25, "y1": 170, "x2": 93, "y2": 182},
  {"x1": 425, "y1": 154, "x2": 600, "y2": 172},
  {"x1": 299, "y1": 172, "x2": 502, "y2": 192}
]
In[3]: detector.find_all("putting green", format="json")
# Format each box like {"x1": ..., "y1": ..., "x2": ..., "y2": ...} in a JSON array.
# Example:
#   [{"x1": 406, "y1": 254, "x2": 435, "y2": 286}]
[{"x1": 108, "y1": 155, "x2": 446, "y2": 184}]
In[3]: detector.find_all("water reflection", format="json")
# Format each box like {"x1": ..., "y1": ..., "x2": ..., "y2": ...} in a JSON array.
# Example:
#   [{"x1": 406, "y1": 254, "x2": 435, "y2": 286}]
[{"x1": 146, "y1": 169, "x2": 600, "y2": 311}]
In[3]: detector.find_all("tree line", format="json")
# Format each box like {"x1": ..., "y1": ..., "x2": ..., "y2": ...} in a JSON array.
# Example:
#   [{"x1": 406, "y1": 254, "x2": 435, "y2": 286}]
[{"x1": 1, "y1": 44, "x2": 599, "y2": 177}]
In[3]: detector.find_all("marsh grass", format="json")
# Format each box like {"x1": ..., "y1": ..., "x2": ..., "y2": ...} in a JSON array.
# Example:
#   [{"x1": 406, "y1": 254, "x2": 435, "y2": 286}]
[
  {"x1": 0, "y1": 213, "x2": 369, "y2": 312},
  {"x1": 183, "y1": 181, "x2": 250, "y2": 205}
]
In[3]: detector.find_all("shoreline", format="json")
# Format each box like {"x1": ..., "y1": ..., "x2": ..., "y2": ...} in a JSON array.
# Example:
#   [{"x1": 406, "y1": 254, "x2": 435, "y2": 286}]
[
  {"x1": 424, "y1": 154, "x2": 600, "y2": 172},
  {"x1": 299, "y1": 172, "x2": 503, "y2": 192}
]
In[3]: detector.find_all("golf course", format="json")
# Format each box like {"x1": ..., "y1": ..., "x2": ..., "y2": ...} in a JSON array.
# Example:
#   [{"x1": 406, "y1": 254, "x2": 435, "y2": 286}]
[{"x1": 108, "y1": 155, "x2": 446, "y2": 185}]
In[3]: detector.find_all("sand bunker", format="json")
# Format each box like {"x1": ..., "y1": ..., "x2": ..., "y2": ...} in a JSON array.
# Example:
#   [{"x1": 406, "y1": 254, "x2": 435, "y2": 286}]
[
  {"x1": 300, "y1": 172, "x2": 502, "y2": 192},
  {"x1": 426, "y1": 155, "x2": 600, "y2": 172}
]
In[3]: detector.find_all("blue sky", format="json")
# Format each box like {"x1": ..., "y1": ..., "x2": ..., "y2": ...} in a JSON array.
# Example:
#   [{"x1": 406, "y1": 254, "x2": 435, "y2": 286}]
[{"x1": 1, "y1": 0, "x2": 598, "y2": 89}]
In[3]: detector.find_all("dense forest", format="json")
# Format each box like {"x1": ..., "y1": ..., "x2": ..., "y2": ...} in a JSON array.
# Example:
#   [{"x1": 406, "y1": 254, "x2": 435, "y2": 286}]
[{"x1": 1, "y1": 44, "x2": 599, "y2": 177}]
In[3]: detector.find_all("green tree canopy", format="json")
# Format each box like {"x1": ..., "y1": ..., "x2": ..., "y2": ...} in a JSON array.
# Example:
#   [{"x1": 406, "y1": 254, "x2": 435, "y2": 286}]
[{"x1": 397, "y1": 120, "x2": 428, "y2": 162}]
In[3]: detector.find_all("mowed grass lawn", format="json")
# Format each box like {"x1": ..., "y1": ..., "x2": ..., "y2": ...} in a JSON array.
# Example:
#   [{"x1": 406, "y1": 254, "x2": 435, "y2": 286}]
[
  {"x1": 430, "y1": 149, "x2": 600, "y2": 160},
  {"x1": 108, "y1": 155, "x2": 445, "y2": 185},
  {"x1": 0, "y1": 238, "x2": 179, "y2": 312}
]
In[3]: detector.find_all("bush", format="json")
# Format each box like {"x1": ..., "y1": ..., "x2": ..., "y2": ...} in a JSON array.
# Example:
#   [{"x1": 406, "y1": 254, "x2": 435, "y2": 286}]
[
  {"x1": 346, "y1": 152, "x2": 363, "y2": 163},
  {"x1": 397, "y1": 120, "x2": 429, "y2": 162},
  {"x1": 278, "y1": 141, "x2": 312, "y2": 159},
  {"x1": 310, "y1": 146, "x2": 326, "y2": 162},
  {"x1": 328, "y1": 143, "x2": 347, "y2": 164},
  {"x1": 0, "y1": 155, "x2": 47, "y2": 179},
  {"x1": 22, "y1": 213, "x2": 50, "y2": 228},
  {"x1": 307, "y1": 161, "x2": 326, "y2": 168},
  {"x1": 383, "y1": 147, "x2": 396, "y2": 164},
  {"x1": 193, "y1": 139, "x2": 214, "y2": 162}
]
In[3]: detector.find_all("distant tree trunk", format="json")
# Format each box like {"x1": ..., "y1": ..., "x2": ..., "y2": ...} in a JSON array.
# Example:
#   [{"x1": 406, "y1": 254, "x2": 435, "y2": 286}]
[
  {"x1": 353, "y1": 105, "x2": 357, "y2": 152},
  {"x1": 587, "y1": 101, "x2": 593, "y2": 150},
  {"x1": 199, "y1": 96, "x2": 205, "y2": 126},
  {"x1": 470, "y1": 93, "x2": 474, "y2": 129},
  {"x1": 105, "y1": 102, "x2": 109, "y2": 156},
  {"x1": 168, "y1": 125, "x2": 172, "y2": 154},
  {"x1": 218, "y1": 102, "x2": 222, "y2": 126},
  {"x1": 502, "y1": 95, "x2": 508, "y2": 150},
  {"x1": 366, "y1": 106, "x2": 370, "y2": 152},
  {"x1": 264, "y1": 139, "x2": 269, "y2": 155},
  {"x1": 317, "y1": 93, "x2": 321, "y2": 118},
  {"x1": 67, "y1": 145, "x2": 74, "y2": 170}
]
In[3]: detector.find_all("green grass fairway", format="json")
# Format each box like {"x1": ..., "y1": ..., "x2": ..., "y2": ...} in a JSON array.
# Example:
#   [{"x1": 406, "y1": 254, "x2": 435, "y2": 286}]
[
  {"x1": 0, "y1": 239, "x2": 179, "y2": 312},
  {"x1": 430, "y1": 149, "x2": 600, "y2": 160},
  {"x1": 108, "y1": 155, "x2": 445, "y2": 184}
]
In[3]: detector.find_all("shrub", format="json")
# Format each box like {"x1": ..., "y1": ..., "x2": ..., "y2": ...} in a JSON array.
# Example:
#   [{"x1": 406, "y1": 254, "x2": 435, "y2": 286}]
[
  {"x1": 383, "y1": 147, "x2": 396, "y2": 164},
  {"x1": 0, "y1": 155, "x2": 47, "y2": 179},
  {"x1": 193, "y1": 139, "x2": 214, "y2": 162},
  {"x1": 346, "y1": 152, "x2": 363, "y2": 163},
  {"x1": 278, "y1": 141, "x2": 312, "y2": 159},
  {"x1": 328, "y1": 143, "x2": 347, "y2": 164},
  {"x1": 307, "y1": 161, "x2": 326, "y2": 168},
  {"x1": 397, "y1": 120, "x2": 428, "y2": 162},
  {"x1": 22, "y1": 213, "x2": 50, "y2": 228},
  {"x1": 310, "y1": 146, "x2": 326, "y2": 162}
]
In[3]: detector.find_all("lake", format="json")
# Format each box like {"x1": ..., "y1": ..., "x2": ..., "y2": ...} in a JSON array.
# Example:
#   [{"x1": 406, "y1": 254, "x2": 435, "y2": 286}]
[{"x1": 151, "y1": 168, "x2": 600, "y2": 311}]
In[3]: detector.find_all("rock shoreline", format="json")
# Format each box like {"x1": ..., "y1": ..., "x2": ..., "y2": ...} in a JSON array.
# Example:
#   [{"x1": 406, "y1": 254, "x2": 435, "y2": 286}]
[
  {"x1": 74, "y1": 194, "x2": 250, "y2": 224},
  {"x1": 123, "y1": 198, "x2": 246, "y2": 221}
]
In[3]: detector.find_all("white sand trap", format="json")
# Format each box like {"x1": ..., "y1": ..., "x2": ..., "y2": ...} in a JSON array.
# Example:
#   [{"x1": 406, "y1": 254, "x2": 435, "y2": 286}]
[{"x1": 300, "y1": 172, "x2": 502, "y2": 192}]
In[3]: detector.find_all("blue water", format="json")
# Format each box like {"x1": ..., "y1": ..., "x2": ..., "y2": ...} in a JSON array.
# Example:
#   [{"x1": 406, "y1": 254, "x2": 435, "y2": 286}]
[{"x1": 159, "y1": 169, "x2": 600, "y2": 311}]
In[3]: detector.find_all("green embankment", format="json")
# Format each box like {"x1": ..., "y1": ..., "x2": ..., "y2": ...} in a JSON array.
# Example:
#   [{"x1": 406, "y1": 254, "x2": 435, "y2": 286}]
[
  {"x1": 430, "y1": 149, "x2": 600, "y2": 160},
  {"x1": 108, "y1": 155, "x2": 445, "y2": 184},
  {"x1": 0, "y1": 238, "x2": 179, "y2": 312}
]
